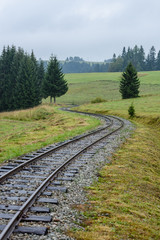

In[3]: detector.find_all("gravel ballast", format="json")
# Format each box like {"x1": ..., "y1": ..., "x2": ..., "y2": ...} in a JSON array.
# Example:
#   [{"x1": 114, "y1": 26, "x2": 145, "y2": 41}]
[{"x1": 16, "y1": 116, "x2": 134, "y2": 240}]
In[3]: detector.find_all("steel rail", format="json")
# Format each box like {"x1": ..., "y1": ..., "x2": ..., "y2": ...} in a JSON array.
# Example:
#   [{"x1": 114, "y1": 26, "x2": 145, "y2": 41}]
[
  {"x1": 0, "y1": 114, "x2": 124, "y2": 240},
  {"x1": 0, "y1": 112, "x2": 112, "y2": 184}
]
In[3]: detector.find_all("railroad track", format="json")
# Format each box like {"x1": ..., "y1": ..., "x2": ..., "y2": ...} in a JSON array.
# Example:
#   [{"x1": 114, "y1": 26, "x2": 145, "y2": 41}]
[{"x1": 0, "y1": 111, "x2": 124, "y2": 239}]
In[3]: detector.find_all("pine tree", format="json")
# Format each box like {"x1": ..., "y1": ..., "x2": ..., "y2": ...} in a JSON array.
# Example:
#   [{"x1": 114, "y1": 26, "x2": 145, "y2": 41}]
[
  {"x1": 14, "y1": 54, "x2": 41, "y2": 109},
  {"x1": 156, "y1": 50, "x2": 160, "y2": 70},
  {"x1": 42, "y1": 55, "x2": 68, "y2": 103},
  {"x1": 0, "y1": 46, "x2": 43, "y2": 111},
  {"x1": 10, "y1": 47, "x2": 25, "y2": 110},
  {"x1": 0, "y1": 47, "x2": 7, "y2": 111},
  {"x1": 112, "y1": 53, "x2": 116, "y2": 63},
  {"x1": 30, "y1": 51, "x2": 43, "y2": 106},
  {"x1": 146, "y1": 46, "x2": 156, "y2": 70},
  {"x1": 122, "y1": 47, "x2": 127, "y2": 70},
  {"x1": 120, "y1": 63, "x2": 140, "y2": 99},
  {"x1": 0, "y1": 46, "x2": 16, "y2": 111},
  {"x1": 138, "y1": 46, "x2": 145, "y2": 71},
  {"x1": 37, "y1": 60, "x2": 45, "y2": 98}
]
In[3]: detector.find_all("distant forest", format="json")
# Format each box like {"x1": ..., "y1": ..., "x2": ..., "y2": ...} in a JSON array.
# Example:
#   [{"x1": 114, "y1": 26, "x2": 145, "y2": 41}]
[
  {"x1": 44, "y1": 45, "x2": 160, "y2": 73},
  {"x1": 61, "y1": 56, "x2": 110, "y2": 73},
  {"x1": 109, "y1": 45, "x2": 160, "y2": 72},
  {"x1": 43, "y1": 56, "x2": 110, "y2": 73}
]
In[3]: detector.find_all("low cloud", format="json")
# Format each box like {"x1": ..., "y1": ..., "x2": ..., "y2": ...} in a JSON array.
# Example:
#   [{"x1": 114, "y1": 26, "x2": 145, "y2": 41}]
[{"x1": 0, "y1": 0, "x2": 159, "y2": 61}]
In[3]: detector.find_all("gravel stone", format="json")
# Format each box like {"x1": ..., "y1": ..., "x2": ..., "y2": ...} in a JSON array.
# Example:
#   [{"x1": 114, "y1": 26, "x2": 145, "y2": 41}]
[{"x1": 1, "y1": 116, "x2": 134, "y2": 240}]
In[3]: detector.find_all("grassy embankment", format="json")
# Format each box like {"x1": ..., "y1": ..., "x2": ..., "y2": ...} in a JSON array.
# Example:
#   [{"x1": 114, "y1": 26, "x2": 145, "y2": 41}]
[
  {"x1": 0, "y1": 105, "x2": 100, "y2": 163},
  {"x1": 60, "y1": 71, "x2": 160, "y2": 239}
]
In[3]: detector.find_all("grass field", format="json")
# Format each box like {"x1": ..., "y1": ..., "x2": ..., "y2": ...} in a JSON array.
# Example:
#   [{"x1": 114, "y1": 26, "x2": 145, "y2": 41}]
[
  {"x1": 0, "y1": 70, "x2": 160, "y2": 239},
  {"x1": 0, "y1": 105, "x2": 100, "y2": 163},
  {"x1": 64, "y1": 71, "x2": 160, "y2": 84},
  {"x1": 43, "y1": 71, "x2": 160, "y2": 105},
  {"x1": 65, "y1": 71, "x2": 160, "y2": 240},
  {"x1": 70, "y1": 121, "x2": 160, "y2": 240}
]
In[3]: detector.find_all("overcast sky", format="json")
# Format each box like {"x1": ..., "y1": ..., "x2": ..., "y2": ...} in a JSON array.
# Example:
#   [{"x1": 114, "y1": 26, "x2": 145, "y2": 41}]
[{"x1": 0, "y1": 0, "x2": 159, "y2": 61}]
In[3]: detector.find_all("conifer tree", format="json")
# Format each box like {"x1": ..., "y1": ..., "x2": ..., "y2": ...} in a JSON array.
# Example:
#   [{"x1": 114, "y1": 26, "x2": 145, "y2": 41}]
[
  {"x1": 14, "y1": 54, "x2": 40, "y2": 109},
  {"x1": 156, "y1": 50, "x2": 160, "y2": 70},
  {"x1": 0, "y1": 46, "x2": 16, "y2": 111},
  {"x1": 37, "y1": 60, "x2": 45, "y2": 99},
  {"x1": 42, "y1": 55, "x2": 68, "y2": 103},
  {"x1": 120, "y1": 62, "x2": 140, "y2": 99},
  {"x1": 0, "y1": 46, "x2": 43, "y2": 111},
  {"x1": 30, "y1": 51, "x2": 42, "y2": 106}
]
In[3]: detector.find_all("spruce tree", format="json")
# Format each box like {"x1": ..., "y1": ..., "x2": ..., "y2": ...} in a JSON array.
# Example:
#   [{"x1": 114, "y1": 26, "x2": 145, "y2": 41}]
[
  {"x1": 146, "y1": 46, "x2": 156, "y2": 70},
  {"x1": 14, "y1": 54, "x2": 40, "y2": 109},
  {"x1": 0, "y1": 46, "x2": 16, "y2": 111},
  {"x1": 156, "y1": 50, "x2": 160, "y2": 70},
  {"x1": 139, "y1": 46, "x2": 145, "y2": 70},
  {"x1": 37, "y1": 60, "x2": 45, "y2": 99},
  {"x1": 42, "y1": 55, "x2": 68, "y2": 103},
  {"x1": 30, "y1": 51, "x2": 42, "y2": 106},
  {"x1": 120, "y1": 62, "x2": 140, "y2": 99},
  {"x1": 10, "y1": 47, "x2": 25, "y2": 110}
]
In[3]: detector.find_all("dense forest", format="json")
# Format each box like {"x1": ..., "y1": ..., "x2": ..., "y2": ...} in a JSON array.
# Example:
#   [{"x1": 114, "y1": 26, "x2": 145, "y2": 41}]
[
  {"x1": 0, "y1": 46, "x2": 44, "y2": 112},
  {"x1": 109, "y1": 45, "x2": 160, "y2": 72}
]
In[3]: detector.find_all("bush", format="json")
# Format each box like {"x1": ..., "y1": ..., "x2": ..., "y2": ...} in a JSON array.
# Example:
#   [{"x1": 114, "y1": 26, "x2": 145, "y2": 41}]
[
  {"x1": 128, "y1": 103, "x2": 135, "y2": 118},
  {"x1": 91, "y1": 97, "x2": 106, "y2": 104}
]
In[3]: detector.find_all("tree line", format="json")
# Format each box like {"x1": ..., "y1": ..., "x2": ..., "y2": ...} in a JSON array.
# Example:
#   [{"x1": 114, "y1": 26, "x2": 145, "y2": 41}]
[
  {"x1": 109, "y1": 45, "x2": 160, "y2": 72},
  {"x1": 0, "y1": 46, "x2": 68, "y2": 112},
  {"x1": 61, "y1": 56, "x2": 110, "y2": 73}
]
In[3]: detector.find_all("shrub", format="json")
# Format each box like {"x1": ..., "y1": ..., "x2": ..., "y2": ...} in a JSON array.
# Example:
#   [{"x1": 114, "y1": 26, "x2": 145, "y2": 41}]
[
  {"x1": 91, "y1": 97, "x2": 106, "y2": 104},
  {"x1": 128, "y1": 103, "x2": 135, "y2": 118}
]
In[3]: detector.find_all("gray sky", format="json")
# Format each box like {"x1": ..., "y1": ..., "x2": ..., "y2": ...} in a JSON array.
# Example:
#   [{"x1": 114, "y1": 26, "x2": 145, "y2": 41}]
[{"x1": 0, "y1": 0, "x2": 159, "y2": 61}]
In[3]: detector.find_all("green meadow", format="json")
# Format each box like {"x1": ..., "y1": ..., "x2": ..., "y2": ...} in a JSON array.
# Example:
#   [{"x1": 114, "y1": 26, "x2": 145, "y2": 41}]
[
  {"x1": 44, "y1": 71, "x2": 160, "y2": 105},
  {"x1": 67, "y1": 71, "x2": 160, "y2": 240},
  {"x1": 0, "y1": 70, "x2": 160, "y2": 239},
  {"x1": 0, "y1": 105, "x2": 100, "y2": 163}
]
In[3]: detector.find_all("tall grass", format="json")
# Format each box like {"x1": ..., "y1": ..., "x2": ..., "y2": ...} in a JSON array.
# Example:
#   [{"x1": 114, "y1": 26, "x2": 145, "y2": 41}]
[{"x1": 0, "y1": 105, "x2": 55, "y2": 121}]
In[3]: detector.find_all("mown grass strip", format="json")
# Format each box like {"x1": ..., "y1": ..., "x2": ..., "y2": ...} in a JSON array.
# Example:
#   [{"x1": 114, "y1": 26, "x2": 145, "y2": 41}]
[{"x1": 70, "y1": 120, "x2": 160, "y2": 240}]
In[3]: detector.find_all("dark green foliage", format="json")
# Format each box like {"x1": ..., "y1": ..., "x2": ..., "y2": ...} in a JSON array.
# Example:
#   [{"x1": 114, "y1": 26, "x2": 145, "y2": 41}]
[
  {"x1": 120, "y1": 63, "x2": 140, "y2": 99},
  {"x1": 128, "y1": 103, "x2": 135, "y2": 118},
  {"x1": 146, "y1": 46, "x2": 156, "y2": 71},
  {"x1": 42, "y1": 55, "x2": 68, "y2": 103},
  {"x1": 156, "y1": 50, "x2": 160, "y2": 70},
  {"x1": 0, "y1": 45, "x2": 44, "y2": 112},
  {"x1": 0, "y1": 46, "x2": 17, "y2": 111},
  {"x1": 109, "y1": 45, "x2": 160, "y2": 72},
  {"x1": 14, "y1": 54, "x2": 40, "y2": 109}
]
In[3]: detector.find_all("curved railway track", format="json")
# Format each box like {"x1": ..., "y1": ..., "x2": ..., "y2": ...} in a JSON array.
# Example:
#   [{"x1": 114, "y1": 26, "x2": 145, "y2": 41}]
[{"x1": 0, "y1": 111, "x2": 124, "y2": 239}]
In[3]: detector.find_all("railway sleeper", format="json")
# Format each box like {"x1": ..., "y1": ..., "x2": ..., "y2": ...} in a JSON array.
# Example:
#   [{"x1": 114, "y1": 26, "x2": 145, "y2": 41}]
[
  {"x1": 0, "y1": 225, "x2": 48, "y2": 235},
  {"x1": 0, "y1": 213, "x2": 52, "y2": 222},
  {"x1": 0, "y1": 204, "x2": 50, "y2": 213},
  {"x1": 2, "y1": 189, "x2": 52, "y2": 196},
  {"x1": 0, "y1": 196, "x2": 58, "y2": 204},
  {"x1": 47, "y1": 186, "x2": 67, "y2": 193}
]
